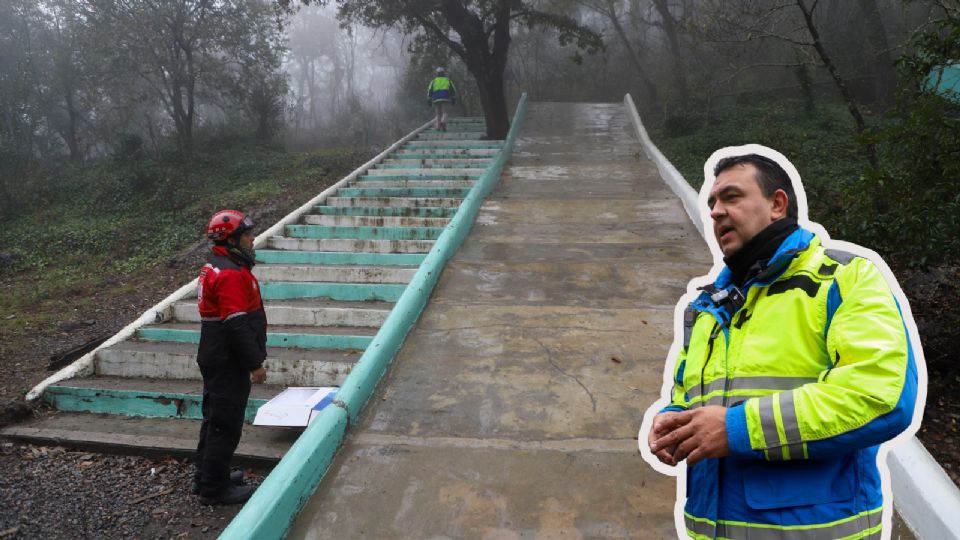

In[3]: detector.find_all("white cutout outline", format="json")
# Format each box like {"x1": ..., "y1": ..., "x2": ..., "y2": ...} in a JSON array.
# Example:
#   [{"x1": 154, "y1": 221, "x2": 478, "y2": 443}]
[{"x1": 637, "y1": 143, "x2": 928, "y2": 540}]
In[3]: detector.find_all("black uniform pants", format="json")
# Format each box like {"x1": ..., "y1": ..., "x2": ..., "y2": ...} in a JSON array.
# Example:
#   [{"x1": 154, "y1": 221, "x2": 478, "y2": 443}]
[{"x1": 195, "y1": 363, "x2": 251, "y2": 495}]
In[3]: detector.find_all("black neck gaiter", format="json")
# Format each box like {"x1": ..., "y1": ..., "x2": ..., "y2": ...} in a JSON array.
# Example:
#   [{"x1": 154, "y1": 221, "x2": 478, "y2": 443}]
[
  {"x1": 216, "y1": 242, "x2": 256, "y2": 268},
  {"x1": 723, "y1": 218, "x2": 798, "y2": 288},
  {"x1": 229, "y1": 245, "x2": 256, "y2": 268}
]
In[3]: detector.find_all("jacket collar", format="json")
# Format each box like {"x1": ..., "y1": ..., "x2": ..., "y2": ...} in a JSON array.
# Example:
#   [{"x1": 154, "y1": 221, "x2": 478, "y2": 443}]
[
  {"x1": 714, "y1": 227, "x2": 816, "y2": 289},
  {"x1": 690, "y1": 228, "x2": 817, "y2": 329},
  {"x1": 212, "y1": 245, "x2": 232, "y2": 259}
]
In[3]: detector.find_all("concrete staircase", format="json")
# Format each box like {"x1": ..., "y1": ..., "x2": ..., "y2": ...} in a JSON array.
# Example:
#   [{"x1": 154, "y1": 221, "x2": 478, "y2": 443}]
[{"x1": 4, "y1": 118, "x2": 499, "y2": 463}]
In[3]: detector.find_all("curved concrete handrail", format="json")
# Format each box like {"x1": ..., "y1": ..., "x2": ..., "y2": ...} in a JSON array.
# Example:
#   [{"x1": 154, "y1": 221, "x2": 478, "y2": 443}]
[
  {"x1": 888, "y1": 436, "x2": 960, "y2": 538},
  {"x1": 219, "y1": 95, "x2": 530, "y2": 540},
  {"x1": 25, "y1": 119, "x2": 434, "y2": 403},
  {"x1": 623, "y1": 94, "x2": 703, "y2": 240},
  {"x1": 623, "y1": 92, "x2": 960, "y2": 540}
]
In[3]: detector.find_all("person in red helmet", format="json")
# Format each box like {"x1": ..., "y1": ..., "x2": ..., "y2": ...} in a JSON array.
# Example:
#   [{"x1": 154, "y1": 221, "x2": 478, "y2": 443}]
[{"x1": 193, "y1": 209, "x2": 268, "y2": 505}]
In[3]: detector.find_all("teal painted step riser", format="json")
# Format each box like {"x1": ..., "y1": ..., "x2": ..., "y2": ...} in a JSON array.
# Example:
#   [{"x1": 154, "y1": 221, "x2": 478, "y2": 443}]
[
  {"x1": 326, "y1": 197, "x2": 462, "y2": 209},
  {"x1": 257, "y1": 250, "x2": 425, "y2": 266},
  {"x1": 302, "y1": 215, "x2": 450, "y2": 227},
  {"x1": 405, "y1": 143, "x2": 501, "y2": 149},
  {"x1": 312, "y1": 206, "x2": 457, "y2": 218},
  {"x1": 366, "y1": 167, "x2": 484, "y2": 174},
  {"x1": 364, "y1": 170, "x2": 483, "y2": 177},
  {"x1": 351, "y1": 181, "x2": 474, "y2": 189},
  {"x1": 137, "y1": 328, "x2": 374, "y2": 350},
  {"x1": 391, "y1": 156, "x2": 495, "y2": 161},
  {"x1": 337, "y1": 187, "x2": 472, "y2": 198},
  {"x1": 285, "y1": 225, "x2": 444, "y2": 241},
  {"x1": 392, "y1": 152, "x2": 497, "y2": 159},
  {"x1": 393, "y1": 148, "x2": 497, "y2": 153},
  {"x1": 376, "y1": 163, "x2": 488, "y2": 169},
  {"x1": 44, "y1": 387, "x2": 265, "y2": 423},
  {"x1": 358, "y1": 175, "x2": 479, "y2": 182},
  {"x1": 419, "y1": 134, "x2": 488, "y2": 137},
  {"x1": 383, "y1": 157, "x2": 491, "y2": 162}
]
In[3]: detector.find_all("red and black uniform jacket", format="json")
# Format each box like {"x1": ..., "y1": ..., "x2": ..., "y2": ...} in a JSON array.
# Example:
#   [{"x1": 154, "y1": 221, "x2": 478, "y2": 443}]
[{"x1": 196, "y1": 246, "x2": 267, "y2": 371}]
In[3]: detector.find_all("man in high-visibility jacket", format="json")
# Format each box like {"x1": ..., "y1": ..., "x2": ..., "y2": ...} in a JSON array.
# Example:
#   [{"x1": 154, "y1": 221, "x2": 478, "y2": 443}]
[
  {"x1": 644, "y1": 150, "x2": 922, "y2": 539},
  {"x1": 427, "y1": 67, "x2": 457, "y2": 132}
]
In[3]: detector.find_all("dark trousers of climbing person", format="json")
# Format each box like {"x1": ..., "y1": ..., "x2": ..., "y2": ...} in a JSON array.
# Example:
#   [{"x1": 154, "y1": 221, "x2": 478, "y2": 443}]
[
  {"x1": 434, "y1": 102, "x2": 448, "y2": 131},
  {"x1": 194, "y1": 363, "x2": 251, "y2": 496}
]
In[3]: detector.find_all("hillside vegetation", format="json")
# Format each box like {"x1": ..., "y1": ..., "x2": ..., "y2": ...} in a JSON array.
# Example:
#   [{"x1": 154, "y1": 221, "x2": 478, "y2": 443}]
[
  {"x1": 0, "y1": 142, "x2": 370, "y2": 314},
  {"x1": 0, "y1": 141, "x2": 372, "y2": 409}
]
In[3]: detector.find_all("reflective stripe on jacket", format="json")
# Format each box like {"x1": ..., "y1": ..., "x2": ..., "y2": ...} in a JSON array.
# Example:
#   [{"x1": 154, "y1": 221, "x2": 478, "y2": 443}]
[
  {"x1": 427, "y1": 76, "x2": 456, "y2": 102},
  {"x1": 664, "y1": 228, "x2": 918, "y2": 539}
]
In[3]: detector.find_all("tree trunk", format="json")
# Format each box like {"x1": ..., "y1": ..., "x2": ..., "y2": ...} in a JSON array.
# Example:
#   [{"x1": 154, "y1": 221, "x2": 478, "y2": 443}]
[
  {"x1": 856, "y1": 0, "x2": 897, "y2": 107},
  {"x1": 62, "y1": 87, "x2": 82, "y2": 163},
  {"x1": 257, "y1": 112, "x2": 270, "y2": 140},
  {"x1": 606, "y1": 3, "x2": 658, "y2": 103},
  {"x1": 793, "y1": 48, "x2": 816, "y2": 117},
  {"x1": 184, "y1": 47, "x2": 196, "y2": 154},
  {"x1": 651, "y1": 0, "x2": 688, "y2": 104},
  {"x1": 473, "y1": 67, "x2": 509, "y2": 139},
  {"x1": 442, "y1": 0, "x2": 511, "y2": 139},
  {"x1": 797, "y1": 0, "x2": 877, "y2": 168},
  {"x1": 170, "y1": 80, "x2": 192, "y2": 153}
]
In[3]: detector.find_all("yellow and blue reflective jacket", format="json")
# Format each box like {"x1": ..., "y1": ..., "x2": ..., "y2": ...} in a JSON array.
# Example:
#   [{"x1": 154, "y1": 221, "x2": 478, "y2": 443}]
[
  {"x1": 663, "y1": 228, "x2": 919, "y2": 540},
  {"x1": 427, "y1": 76, "x2": 456, "y2": 103}
]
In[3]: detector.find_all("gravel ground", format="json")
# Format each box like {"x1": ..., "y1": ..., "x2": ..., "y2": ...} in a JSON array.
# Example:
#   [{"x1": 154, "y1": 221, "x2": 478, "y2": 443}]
[{"x1": 0, "y1": 442, "x2": 266, "y2": 539}]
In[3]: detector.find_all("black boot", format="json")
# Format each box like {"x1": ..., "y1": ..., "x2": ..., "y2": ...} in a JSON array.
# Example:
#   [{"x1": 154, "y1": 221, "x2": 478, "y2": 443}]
[
  {"x1": 199, "y1": 484, "x2": 255, "y2": 506},
  {"x1": 193, "y1": 468, "x2": 244, "y2": 495}
]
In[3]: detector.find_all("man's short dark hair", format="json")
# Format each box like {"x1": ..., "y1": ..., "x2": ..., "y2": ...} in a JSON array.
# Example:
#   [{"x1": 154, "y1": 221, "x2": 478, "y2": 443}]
[{"x1": 713, "y1": 154, "x2": 798, "y2": 219}]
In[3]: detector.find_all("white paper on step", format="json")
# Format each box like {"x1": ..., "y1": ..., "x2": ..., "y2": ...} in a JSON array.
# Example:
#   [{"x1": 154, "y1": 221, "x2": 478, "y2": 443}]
[{"x1": 253, "y1": 387, "x2": 338, "y2": 427}]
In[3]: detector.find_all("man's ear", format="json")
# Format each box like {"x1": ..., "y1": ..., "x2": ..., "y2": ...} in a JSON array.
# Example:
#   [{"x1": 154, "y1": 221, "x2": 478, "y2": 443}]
[{"x1": 771, "y1": 189, "x2": 789, "y2": 219}]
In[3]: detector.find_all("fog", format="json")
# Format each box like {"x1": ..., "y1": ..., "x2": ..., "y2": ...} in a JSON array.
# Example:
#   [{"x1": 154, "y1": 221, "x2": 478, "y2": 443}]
[
  {"x1": 0, "y1": 0, "x2": 948, "y2": 165},
  {"x1": 282, "y1": 4, "x2": 417, "y2": 148}
]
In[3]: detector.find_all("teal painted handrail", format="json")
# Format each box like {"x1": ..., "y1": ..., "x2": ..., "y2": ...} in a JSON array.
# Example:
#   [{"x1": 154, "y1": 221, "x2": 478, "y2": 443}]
[{"x1": 219, "y1": 94, "x2": 528, "y2": 540}]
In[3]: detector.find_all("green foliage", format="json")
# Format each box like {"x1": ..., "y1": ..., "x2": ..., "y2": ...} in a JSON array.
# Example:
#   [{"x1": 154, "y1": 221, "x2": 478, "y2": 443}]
[
  {"x1": 661, "y1": 111, "x2": 703, "y2": 138},
  {"x1": 649, "y1": 100, "x2": 863, "y2": 220},
  {"x1": 0, "y1": 141, "x2": 370, "y2": 312},
  {"x1": 835, "y1": 13, "x2": 960, "y2": 268},
  {"x1": 652, "y1": 91, "x2": 958, "y2": 270}
]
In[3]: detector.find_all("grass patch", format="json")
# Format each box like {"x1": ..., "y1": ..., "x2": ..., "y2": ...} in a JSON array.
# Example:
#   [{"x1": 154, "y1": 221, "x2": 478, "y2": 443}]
[{"x1": 0, "y1": 140, "x2": 373, "y2": 314}]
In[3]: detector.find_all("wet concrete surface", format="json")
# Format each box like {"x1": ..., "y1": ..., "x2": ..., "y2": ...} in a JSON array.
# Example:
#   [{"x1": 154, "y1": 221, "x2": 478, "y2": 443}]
[{"x1": 286, "y1": 102, "x2": 712, "y2": 538}]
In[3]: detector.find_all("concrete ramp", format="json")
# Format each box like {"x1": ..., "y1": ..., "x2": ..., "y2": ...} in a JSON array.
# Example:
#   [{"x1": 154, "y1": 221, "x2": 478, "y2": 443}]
[{"x1": 286, "y1": 103, "x2": 712, "y2": 538}]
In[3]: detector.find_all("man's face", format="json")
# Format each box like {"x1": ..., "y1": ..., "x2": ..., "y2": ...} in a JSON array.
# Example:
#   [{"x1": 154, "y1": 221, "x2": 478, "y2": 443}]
[
  {"x1": 238, "y1": 229, "x2": 255, "y2": 250},
  {"x1": 230, "y1": 229, "x2": 255, "y2": 250},
  {"x1": 708, "y1": 163, "x2": 784, "y2": 257}
]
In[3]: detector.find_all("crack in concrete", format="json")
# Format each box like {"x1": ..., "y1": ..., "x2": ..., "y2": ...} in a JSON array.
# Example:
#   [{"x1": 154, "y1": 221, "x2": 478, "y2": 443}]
[{"x1": 530, "y1": 335, "x2": 597, "y2": 413}]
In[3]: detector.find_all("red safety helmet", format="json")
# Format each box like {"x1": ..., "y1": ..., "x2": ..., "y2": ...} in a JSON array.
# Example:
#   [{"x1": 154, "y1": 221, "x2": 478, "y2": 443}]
[{"x1": 206, "y1": 209, "x2": 255, "y2": 241}]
